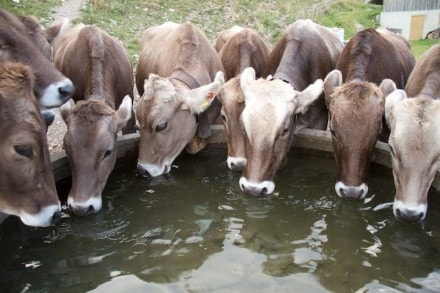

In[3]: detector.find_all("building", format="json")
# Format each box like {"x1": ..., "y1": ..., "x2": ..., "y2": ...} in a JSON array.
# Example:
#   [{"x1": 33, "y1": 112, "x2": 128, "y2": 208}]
[{"x1": 380, "y1": 0, "x2": 440, "y2": 40}]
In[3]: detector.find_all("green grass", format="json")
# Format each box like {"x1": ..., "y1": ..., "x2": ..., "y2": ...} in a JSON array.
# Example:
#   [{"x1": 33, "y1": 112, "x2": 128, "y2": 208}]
[
  {"x1": 2, "y1": 0, "x2": 438, "y2": 63},
  {"x1": 410, "y1": 39, "x2": 440, "y2": 60},
  {"x1": 79, "y1": 0, "x2": 323, "y2": 64},
  {"x1": 319, "y1": 0, "x2": 382, "y2": 39},
  {"x1": 0, "y1": 0, "x2": 62, "y2": 23}
]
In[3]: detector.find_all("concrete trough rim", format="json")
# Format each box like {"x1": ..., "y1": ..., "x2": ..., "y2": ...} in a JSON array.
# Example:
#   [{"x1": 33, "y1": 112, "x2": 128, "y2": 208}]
[{"x1": 49, "y1": 125, "x2": 440, "y2": 191}]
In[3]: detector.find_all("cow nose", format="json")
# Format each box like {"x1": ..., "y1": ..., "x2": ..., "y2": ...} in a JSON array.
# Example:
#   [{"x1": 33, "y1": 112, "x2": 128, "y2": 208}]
[
  {"x1": 58, "y1": 79, "x2": 75, "y2": 101},
  {"x1": 69, "y1": 203, "x2": 96, "y2": 217},
  {"x1": 335, "y1": 182, "x2": 368, "y2": 199},
  {"x1": 137, "y1": 164, "x2": 152, "y2": 178},
  {"x1": 395, "y1": 208, "x2": 424, "y2": 222}
]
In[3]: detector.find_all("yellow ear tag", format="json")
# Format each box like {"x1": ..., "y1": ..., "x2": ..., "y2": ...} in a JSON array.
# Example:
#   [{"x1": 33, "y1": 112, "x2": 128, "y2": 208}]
[{"x1": 202, "y1": 92, "x2": 215, "y2": 108}]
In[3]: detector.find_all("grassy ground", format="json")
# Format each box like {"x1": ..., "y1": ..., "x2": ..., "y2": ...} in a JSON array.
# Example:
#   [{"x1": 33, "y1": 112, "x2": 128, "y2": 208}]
[
  {"x1": 2, "y1": 0, "x2": 438, "y2": 62},
  {"x1": 80, "y1": 0, "x2": 330, "y2": 63},
  {"x1": 0, "y1": 0, "x2": 62, "y2": 22}
]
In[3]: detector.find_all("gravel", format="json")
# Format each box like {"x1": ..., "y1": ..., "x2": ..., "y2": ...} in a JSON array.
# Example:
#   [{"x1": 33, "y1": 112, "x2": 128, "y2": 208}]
[{"x1": 46, "y1": 0, "x2": 86, "y2": 154}]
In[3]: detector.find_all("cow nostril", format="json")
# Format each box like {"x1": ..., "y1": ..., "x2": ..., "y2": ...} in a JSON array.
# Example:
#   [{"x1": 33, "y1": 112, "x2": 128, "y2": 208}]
[
  {"x1": 137, "y1": 165, "x2": 151, "y2": 178},
  {"x1": 52, "y1": 210, "x2": 61, "y2": 223},
  {"x1": 58, "y1": 82, "x2": 75, "y2": 98},
  {"x1": 261, "y1": 187, "x2": 268, "y2": 194},
  {"x1": 87, "y1": 205, "x2": 95, "y2": 214}
]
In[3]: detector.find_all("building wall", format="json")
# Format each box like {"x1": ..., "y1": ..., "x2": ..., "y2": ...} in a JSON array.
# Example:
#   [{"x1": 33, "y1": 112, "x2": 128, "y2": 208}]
[
  {"x1": 383, "y1": 0, "x2": 440, "y2": 12},
  {"x1": 380, "y1": 9, "x2": 440, "y2": 40}
]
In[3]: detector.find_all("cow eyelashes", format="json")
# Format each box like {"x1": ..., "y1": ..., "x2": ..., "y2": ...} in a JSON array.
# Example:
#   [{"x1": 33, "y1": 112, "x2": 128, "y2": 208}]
[
  {"x1": 155, "y1": 122, "x2": 168, "y2": 132},
  {"x1": 14, "y1": 144, "x2": 33, "y2": 158}
]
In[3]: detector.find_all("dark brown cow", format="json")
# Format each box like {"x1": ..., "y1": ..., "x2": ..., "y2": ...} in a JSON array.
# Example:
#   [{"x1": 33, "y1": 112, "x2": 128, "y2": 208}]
[
  {"x1": 215, "y1": 26, "x2": 270, "y2": 171},
  {"x1": 0, "y1": 62, "x2": 61, "y2": 227},
  {"x1": 135, "y1": 22, "x2": 225, "y2": 178},
  {"x1": 53, "y1": 24, "x2": 134, "y2": 216},
  {"x1": 385, "y1": 44, "x2": 440, "y2": 221},
  {"x1": 239, "y1": 19, "x2": 344, "y2": 196},
  {"x1": 324, "y1": 27, "x2": 415, "y2": 199},
  {"x1": 0, "y1": 9, "x2": 74, "y2": 107}
]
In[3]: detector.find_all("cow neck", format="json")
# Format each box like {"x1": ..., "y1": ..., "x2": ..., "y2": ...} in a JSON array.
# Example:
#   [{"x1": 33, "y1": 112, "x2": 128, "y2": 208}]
[
  {"x1": 170, "y1": 68, "x2": 200, "y2": 89},
  {"x1": 272, "y1": 72, "x2": 298, "y2": 91}
]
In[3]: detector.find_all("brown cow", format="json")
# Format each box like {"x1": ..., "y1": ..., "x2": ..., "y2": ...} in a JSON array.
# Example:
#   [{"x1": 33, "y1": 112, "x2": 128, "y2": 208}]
[
  {"x1": 0, "y1": 9, "x2": 74, "y2": 108},
  {"x1": 324, "y1": 28, "x2": 415, "y2": 199},
  {"x1": 239, "y1": 19, "x2": 343, "y2": 196},
  {"x1": 53, "y1": 24, "x2": 134, "y2": 216},
  {"x1": 385, "y1": 44, "x2": 440, "y2": 221},
  {"x1": 0, "y1": 62, "x2": 61, "y2": 227},
  {"x1": 135, "y1": 22, "x2": 225, "y2": 178},
  {"x1": 214, "y1": 26, "x2": 270, "y2": 171}
]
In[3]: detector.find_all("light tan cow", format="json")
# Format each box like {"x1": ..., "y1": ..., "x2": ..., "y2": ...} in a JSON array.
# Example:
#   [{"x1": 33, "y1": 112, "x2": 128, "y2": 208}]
[
  {"x1": 385, "y1": 44, "x2": 440, "y2": 222},
  {"x1": 54, "y1": 24, "x2": 134, "y2": 216},
  {"x1": 239, "y1": 67, "x2": 323, "y2": 196},
  {"x1": 239, "y1": 19, "x2": 342, "y2": 196},
  {"x1": 135, "y1": 22, "x2": 225, "y2": 178},
  {"x1": 0, "y1": 62, "x2": 61, "y2": 227},
  {"x1": 214, "y1": 26, "x2": 270, "y2": 171}
]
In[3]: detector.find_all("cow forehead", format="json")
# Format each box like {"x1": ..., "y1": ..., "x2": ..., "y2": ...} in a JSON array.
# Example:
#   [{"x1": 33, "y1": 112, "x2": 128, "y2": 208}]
[
  {"x1": 392, "y1": 99, "x2": 440, "y2": 150},
  {"x1": 242, "y1": 79, "x2": 294, "y2": 133},
  {"x1": 331, "y1": 83, "x2": 382, "y2": 118}
]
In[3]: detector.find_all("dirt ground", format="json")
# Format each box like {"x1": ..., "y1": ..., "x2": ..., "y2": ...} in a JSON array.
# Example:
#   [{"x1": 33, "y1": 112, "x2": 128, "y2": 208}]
[{"x1": 46, "y1": 0, "x2": 85, "y2": 154}]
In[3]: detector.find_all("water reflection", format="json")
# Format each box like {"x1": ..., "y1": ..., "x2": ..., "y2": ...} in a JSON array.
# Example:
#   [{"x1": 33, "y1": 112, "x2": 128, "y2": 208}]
[{"x1": 0, "y1": 149, "x2": 439, "y2": 292}]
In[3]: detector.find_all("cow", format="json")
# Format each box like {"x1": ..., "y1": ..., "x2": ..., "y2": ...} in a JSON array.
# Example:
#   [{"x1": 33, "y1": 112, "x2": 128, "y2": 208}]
[
  {"x1": 384, "y1": 44, "x2": 440, "y2": 222},
  {"x1": 135, "y1": 22, "x2": 225, "y2": 178},
  {"x1": 238, "y1": 19, "x2": 343, "y2": 196},
  {"x1": 0, "y1": 9, "x2": 74, "y2": 108},
  {"x1": 214, "y1": 26, "x2": 270, "y2": 171},
  {"x1": 53, "y1": 24, "x2": 134, "y2": 216},
  {"x1": 323, "y1": 27, "x2": 415, "y2": 199},
  {"x1": 0, "y1": 62, "x2": 61, "y2": 227}
]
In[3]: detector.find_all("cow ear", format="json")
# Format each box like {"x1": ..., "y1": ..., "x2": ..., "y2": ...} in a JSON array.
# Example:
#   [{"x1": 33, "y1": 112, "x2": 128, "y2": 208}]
[
  {"x1": 323, "y1": 70, "x2": 342, "y2": 106},
  {"x1": 380, "y1": 79, "x2": 397, "y2": 99},
  {"x1": 293, "y1": 79, "x2": 324, "y2": 114},
  {"x1": 113, "y1": 95, "x2": 133, "y2": 131},
  {"x1": 181, "y1": 80, "x2": 222, "y2": 114},
  {"x1": 385, "y1": 89, "x2": 407, "y2": 127},
  {"x1": 60, "y1": 98, "x2": 74, "y2": 125},
  {"x1": 240, "y1": 67, "x2": 256, "y2": 94},
  {"x1": 45, "y1": 18, "x2": 69, "y2": 45},
  {"x1": 213, "y1": 71, "x2": 225, "y2": 85}
]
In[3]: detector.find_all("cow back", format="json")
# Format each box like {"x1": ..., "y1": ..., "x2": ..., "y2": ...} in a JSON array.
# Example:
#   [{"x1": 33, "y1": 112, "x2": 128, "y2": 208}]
[{"x1": 337, "y1": 28, "x2": 415, "y2": 88}]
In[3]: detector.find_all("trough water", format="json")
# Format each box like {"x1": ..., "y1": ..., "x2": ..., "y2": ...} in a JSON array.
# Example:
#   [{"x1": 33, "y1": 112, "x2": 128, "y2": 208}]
[{"x1": 0, "y1": 148, "x2": 439, "y2": 292}]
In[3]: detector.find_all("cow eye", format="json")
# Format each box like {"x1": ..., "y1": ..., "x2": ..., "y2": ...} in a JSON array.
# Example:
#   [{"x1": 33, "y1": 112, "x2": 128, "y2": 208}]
[
  {"x1": 155, "y1": 122, "x2": 168, "y2": 132},
  {"x1": 14, "y1": 144, "x2": 33, "y2": 158},
  {"x1": 221, "y1": 114, "x2": 227, "y2": 123},
  {"x1": 103, "y1": 149, "x2": 112, "y2": 159},
  {"x1": 281, "y1": 127, "x2": 289, "y2": 137},
  {"x1": 330, "y1": 128, "x2": 336, "y2": 138}
]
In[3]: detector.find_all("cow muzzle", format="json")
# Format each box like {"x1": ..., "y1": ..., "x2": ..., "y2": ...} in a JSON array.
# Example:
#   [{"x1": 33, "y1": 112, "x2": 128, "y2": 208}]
[
  {"x1": 335, "y1": 181, "x2": 368, "y2": 199},
  {"x1": 393, "y1": 200, "x2": 427, "y2": 222},
  {"x1": 68, "y1": 196, "x2": 102, "y2": 216},
  {"x1": 239, "y1": 177, "x2": 275, "y2": 196}
]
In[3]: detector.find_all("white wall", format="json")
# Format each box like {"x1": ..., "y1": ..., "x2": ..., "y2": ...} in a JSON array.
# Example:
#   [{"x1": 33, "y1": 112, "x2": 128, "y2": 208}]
[{"x1": 380, "y1": 10, "x2": 440, "y2": 39}]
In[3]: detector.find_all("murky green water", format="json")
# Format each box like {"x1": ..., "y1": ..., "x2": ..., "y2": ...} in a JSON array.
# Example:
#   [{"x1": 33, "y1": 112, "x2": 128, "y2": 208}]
[{"x1": 0, "y1": 148, "x2": 439, "y2": 292}]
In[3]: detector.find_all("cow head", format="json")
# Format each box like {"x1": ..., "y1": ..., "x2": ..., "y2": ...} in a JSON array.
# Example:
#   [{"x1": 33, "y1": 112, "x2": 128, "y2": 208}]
[
  {"x1": 0, "y1": 9, "x2": 74, "y2": 107},
  {"x1": 60, "y1": 96, "x2": 132, "y2": 216},
  {"x1": 0, "y1": 62, "x2": 61, "y2": 227},
  {"x1": 136, "y1": 72, "x2": 224, "y2": 178},
  {"x1": 324, "y1": 70, "x2": 396, "y2": 199},
  {"x1": 217, "y1": 76, "x2": 247, "y2": 171},
  {"x1": 239, "y1": 67, "x2": 323, "y2": 196},
  {"x1": 385, "y1": 91, "x2": 440, "y2": 222}
]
